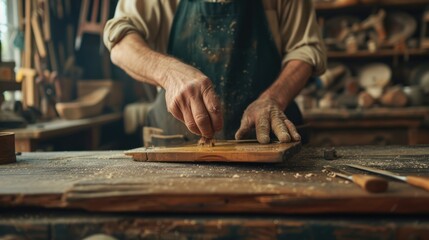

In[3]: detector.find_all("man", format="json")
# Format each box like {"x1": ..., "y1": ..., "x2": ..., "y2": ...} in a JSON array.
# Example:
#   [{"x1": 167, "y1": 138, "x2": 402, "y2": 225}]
[{"x1": 104, "y1": 0, "x2": 326, "y2": 144}]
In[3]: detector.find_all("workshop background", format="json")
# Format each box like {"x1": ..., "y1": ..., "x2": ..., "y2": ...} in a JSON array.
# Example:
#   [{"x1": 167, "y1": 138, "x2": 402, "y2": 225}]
[{"x1": 1, "y1": 0, "x2": 429, "y2": 151}]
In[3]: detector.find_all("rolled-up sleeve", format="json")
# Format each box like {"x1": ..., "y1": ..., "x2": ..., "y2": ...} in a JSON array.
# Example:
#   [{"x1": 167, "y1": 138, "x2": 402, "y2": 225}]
[
  {"x1": 278, "y1": 0, "x2": 327, "y2": 75},
  {"x1": 103, "y1": 0, "x2": 162, "y2": 51}
]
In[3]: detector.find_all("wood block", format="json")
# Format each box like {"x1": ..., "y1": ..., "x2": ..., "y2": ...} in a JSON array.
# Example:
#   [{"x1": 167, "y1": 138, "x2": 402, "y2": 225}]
[
  {"x1": 125, "y1": 141, "x2": 301, "y2": 163},
  {"x1": 0, "y1": 62, "x2": 16, "y2": 81},
  {"x1": 358, "y1": 91, "x2": 376, "y2": 108},
  {"x1": 0, "y1": 132, "x2": 16, "y2": 164},
  {"x1": 16, "y1": 68, "x2": 38, "y2": 108},
  {"x1": 380, "y1": 87, "x2": 408, "y2": 107}
]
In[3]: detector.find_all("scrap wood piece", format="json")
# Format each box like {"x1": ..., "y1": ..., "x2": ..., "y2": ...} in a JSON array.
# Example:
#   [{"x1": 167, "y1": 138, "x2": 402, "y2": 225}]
[
  {"x1": 24, "y1": 0, "x2": 32, "y2": 68},
  {"x1": 31, "y1": 10, "x2": 47, "y2": 58},
  {"x1": 125, "y1": 141, "x2": 301, "y2": 163},
  {"x1": 16, "y1": 68, "x2": 38, "y2": 108}
]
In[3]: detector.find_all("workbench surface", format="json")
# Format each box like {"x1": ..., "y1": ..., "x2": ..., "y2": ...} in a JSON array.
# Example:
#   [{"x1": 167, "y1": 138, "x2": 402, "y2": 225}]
[
  {"x1": 1, "y1": 146, "x2": 428, "y2": 214},
  {"x1": 1, "y1": 146, "x2": 429, "y2": 239}
]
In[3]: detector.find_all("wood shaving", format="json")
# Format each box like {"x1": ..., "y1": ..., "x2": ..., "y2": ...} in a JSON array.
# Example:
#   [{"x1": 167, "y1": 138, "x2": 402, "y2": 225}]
[
  {"x1": 294, "y1": 173, "x2": 302, "y2": 178},
  {"x1": 305, "y1": 173, "x2": 316, "y2": 178},
  {"x1": 198, "y1": 137, "x2": 215, "y2": 147}
]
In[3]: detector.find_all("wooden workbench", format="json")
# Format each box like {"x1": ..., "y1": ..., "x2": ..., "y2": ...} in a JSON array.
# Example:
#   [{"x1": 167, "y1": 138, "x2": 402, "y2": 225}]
[
  {"x1": 9, "y1": 112, "x2": 123, "y2": 152},
  {"x1": 1, "y1": 146, "x2": 429, "y2": 239}
]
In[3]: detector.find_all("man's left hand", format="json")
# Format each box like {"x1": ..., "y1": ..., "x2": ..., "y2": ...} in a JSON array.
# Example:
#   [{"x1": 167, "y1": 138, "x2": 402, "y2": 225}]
[{"x1": 235, "y1": 98, "x2": 301, "y2": 144}]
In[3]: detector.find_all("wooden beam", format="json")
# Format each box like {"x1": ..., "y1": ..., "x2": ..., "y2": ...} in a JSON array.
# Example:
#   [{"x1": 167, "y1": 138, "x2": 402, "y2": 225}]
[{"x1": 24, "y1": 0, "x2": 32, "y2": 68}]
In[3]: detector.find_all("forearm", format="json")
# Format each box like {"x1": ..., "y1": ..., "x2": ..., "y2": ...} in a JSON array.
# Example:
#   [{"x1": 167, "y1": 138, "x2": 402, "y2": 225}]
[
  {"x1": 110, "y1": 33, "x2": 185, "y2": 88},
  {"x1": 260, "y1": 60, "x2": 313, "y2": 110}
]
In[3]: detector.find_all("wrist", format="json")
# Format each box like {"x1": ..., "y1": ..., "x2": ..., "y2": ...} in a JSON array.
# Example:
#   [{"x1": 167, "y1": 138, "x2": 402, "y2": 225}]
[
  {"x1": 160, "y1": 58, "x2": 208, "y2": 90},
  {"x1": 259, "y1": 89, "x2": 289, "y2": 111}
]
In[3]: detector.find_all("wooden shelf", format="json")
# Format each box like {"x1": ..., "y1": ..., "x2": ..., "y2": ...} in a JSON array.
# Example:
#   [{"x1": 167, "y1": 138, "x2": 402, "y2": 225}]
[
  {"x1": 303, "y1": 107, "x2": 429, "y2": 120},
  {"x1": 315, "y1": 0, "x2": 429, "y2": 10},
  {"x1": 0, "y1": 81, "x2": 21, "y2": 92},
  {"x1": 327, "y1": 49, "x2": 429, "y2": 58}
]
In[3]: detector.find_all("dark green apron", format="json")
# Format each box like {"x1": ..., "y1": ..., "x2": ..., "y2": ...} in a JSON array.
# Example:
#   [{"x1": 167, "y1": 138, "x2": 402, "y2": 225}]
[{"x1": 146, "y1": 0, "x2": 303, "y2": 142}]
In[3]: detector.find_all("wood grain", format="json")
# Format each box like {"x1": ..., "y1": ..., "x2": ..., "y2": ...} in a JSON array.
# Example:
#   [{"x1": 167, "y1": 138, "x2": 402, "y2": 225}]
[
  {"x1": 0, "y1": 146, "x2": 429, "y2": 214},
  {"x1": 124, "y1": 141, "x2": 301, "y2": 163}
]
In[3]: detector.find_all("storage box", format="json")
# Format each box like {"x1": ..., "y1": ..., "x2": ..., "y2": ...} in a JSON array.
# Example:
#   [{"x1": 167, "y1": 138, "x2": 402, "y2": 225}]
[{"x1": 0, "y1": 62, "x2": 16, "y2": 82}]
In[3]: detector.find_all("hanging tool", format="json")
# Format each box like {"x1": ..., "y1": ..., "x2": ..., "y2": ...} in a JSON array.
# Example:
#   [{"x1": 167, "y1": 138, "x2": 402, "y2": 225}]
[
  {"x1": 347, "y1": 164, "x2": 429, "y2": 192},
  {"x1": 324, "y1": 166, "x2": 388, "y2": 193}
]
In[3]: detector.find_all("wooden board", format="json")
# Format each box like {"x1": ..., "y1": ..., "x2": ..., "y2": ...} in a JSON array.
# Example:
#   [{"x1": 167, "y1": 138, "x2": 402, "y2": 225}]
[
  {"x1": 1, "y1": 146, "x2": 429, "y2": 214},
  {"x1": 1, "y1": 212, "x2": 429, "y2": 240},
  {"x1": 124, "y1": 141, "x2": 301, "y2": 163}
]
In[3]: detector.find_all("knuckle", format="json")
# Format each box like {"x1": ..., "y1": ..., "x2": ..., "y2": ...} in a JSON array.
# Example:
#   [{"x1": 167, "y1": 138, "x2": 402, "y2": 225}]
[
  {"x1": 183, "y1": 84, "x2": 197, "y2": 97},
  {"x1": 185, "y1": 119, "x2": 195, "y2": 126},
  {"x1": 194, "y1": 113, "x2": 210, "y2": 125},
  {"x1": 201, "y1": 80, "x2": 215, "y2": 96},
  {"x1": 167, "y1": 99, "x2": 180, "y2": 113},
  {"x1": 185, "y1": 120, "x2": 198, "y2": 131},
  {"x1": 257, "y1": 124, "x2": 269, "y2": 133}
]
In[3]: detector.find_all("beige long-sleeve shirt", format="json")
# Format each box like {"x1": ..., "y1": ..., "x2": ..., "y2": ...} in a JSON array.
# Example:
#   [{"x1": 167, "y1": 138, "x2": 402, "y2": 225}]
[{"x1": 104, "y1": 0, "x2": 327, "y2": 75}]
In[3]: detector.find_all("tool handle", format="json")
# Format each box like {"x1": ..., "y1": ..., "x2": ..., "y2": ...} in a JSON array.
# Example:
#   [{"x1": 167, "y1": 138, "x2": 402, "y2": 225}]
[
  {"x1": 406, "y1": 176, "x2": 429, "y2": 192},
  {"x1": 351, "y1": 175, "x2": 388, "y2": 193}
]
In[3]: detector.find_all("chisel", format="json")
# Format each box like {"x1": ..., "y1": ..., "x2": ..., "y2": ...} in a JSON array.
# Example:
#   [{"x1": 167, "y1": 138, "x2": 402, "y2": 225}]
[
  {"x1": 347, "y1": 164, "x2": 429, "y2": 192},
  {"x1": 324, "y1": 166, "x2": 388, "y2": 193}
]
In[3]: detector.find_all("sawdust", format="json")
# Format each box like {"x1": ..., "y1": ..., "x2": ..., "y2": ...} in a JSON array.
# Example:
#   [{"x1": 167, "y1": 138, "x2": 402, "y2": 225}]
[{"x1": 305, "y1": 173, "x2": 316, "y2": 178}]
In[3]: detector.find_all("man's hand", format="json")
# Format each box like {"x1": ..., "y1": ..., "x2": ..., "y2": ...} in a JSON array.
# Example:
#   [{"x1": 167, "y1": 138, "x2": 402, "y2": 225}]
[
  {"x1": 162, "y1": 60, "x2": 223, "y2": 138},
  {"x1": 235, "y1": 98, "x2": 301, "y2": 144},
  {"x1": 111, "y1": 33, "x2": 222, "y2": 138}
]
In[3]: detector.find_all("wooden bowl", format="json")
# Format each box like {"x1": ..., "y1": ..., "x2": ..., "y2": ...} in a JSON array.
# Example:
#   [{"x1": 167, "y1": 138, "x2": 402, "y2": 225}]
[{"x1": 56, "y1": 87, "x2": 110, "y2": 120}]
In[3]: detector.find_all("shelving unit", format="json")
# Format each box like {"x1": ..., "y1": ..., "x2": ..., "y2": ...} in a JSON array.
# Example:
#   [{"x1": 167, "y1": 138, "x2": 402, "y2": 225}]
[
  {"x1": 304, "y1": 0, "x2": 429, "y2": 146},
  {"x1": 315, "y1": 0, "x2": 429, "y2": 10},
  {"x1": 327, "y1": 49, "x2": 429, "y2": 58}
]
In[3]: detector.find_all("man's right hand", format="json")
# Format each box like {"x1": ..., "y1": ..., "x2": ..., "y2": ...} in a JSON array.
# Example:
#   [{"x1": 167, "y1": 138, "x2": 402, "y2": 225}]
[
  {"x1": 161, "y1": 60, "x2": 223, "y2": 138},
  {"x1": 110, "y1": 33, "x2": 222, "y2": 137}
]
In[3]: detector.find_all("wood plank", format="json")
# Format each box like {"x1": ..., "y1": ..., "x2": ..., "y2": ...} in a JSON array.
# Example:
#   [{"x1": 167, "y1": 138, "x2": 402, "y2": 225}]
[
  {"x1": 7, "y1": 112, "x2": 122, "y2": 140},
  {"x1": 24, "y1": 0, "x2": 32, "y2": 68},
  {"x1": 1, "y1": 212, "x2": 429, "y2": 239},
  {"x1": 31, "y1": 10, "x2": 46, "y2": 58},
  {"x1": 303, "y1": 107, "x2": 429, "y2": 120},
  {"x1": 124, "y1": 141, "x2": 301, "y2": 163},
  {"x1": 0, "y1": 211, "x2": 429, "y2": 240},
  {"x1": 327, "y1": 49, "x2": 429, "y2": 58}
]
